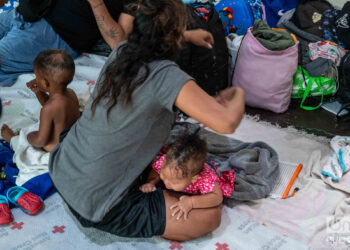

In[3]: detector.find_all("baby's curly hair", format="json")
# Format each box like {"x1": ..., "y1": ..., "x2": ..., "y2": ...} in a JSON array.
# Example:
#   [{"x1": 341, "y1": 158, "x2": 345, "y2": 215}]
[{"x1": 165, "y1": 129, "x2": 207, "y2": 177}]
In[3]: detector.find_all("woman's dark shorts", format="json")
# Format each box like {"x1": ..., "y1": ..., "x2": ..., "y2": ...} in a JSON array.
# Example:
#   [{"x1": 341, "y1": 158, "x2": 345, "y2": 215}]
[{"x1": 68, "y1": 186, "x2": 166, "y2": 238}]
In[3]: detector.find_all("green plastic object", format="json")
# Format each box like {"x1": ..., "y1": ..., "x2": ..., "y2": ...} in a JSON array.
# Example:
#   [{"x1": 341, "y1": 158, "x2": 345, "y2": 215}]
[{"x1": 292, "y1": 66, "x2": 337, "y2": 110}]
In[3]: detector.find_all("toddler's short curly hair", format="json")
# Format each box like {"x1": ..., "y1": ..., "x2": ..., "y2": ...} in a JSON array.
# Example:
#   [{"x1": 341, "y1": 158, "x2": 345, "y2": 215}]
[{"x1": 34, "y1": 49, "x2": 75, "y2": 86}]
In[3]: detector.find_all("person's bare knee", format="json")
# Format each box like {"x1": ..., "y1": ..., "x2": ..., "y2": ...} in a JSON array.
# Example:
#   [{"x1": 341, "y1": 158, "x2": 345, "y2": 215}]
[
  {"x1": 207, "y1": 206, "x2": 221, "y2": 231},
  {"x1": 187, "y1": 206, "x2": 221, "y2": 239},
  {"x1": 162, "y1": 190, "x2": 222, "y2": 241},
  {"x1": 162, "y1": 232, "x2": 192, "y2": 242}
]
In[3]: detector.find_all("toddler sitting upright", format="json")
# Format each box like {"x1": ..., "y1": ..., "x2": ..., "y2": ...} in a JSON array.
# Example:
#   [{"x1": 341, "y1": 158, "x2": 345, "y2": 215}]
[
  {"x1": 1, "y1": 49, "x2": 80, "y2": 185},
  {"x1": 139, "y1": 130, "x2": 235, "y2": 221}
]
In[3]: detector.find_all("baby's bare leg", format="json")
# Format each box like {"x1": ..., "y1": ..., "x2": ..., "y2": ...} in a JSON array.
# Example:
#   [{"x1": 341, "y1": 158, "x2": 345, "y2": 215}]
[{"x1": 1, "y1": 124, "x2": 18, "y2": 143}]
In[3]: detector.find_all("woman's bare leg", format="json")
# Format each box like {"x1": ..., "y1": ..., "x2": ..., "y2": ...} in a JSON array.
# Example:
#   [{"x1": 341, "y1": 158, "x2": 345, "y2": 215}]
[{"x1": 161, "y1": 190, "x2": 221, "y2": 242}]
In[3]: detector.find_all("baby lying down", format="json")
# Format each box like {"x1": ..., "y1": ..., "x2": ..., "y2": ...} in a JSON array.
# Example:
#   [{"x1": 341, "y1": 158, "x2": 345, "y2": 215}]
[{"x1": 140, "y1": 130, "x2": 235, "y2": 221}]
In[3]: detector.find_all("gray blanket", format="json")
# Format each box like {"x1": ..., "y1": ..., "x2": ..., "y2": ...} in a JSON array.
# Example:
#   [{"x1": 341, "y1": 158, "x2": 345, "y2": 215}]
[{"x1": 167, "y1": 123, "x2": 279, "y2": 207}]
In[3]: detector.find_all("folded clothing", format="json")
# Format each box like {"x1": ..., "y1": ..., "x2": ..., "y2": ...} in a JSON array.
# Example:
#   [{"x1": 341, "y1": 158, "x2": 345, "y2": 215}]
[
  {"x1": 322, "y1": 136, "x2": 350, "y2": 181},
  {"x1": 252, "y1": 20, "x2": 295, "y2": 51},
  {"x1": 331, "y1": 136, "x2": 350, "y2": 173},
  {"x1": 307, "y1": 41, "x2": 347, "y2": 66},
  {"x1": 322, "y1": 153, "x2": 343, "y2": 181},
  {"x1": 10, "y1": 123, "x2": 50, "y2": 186}
]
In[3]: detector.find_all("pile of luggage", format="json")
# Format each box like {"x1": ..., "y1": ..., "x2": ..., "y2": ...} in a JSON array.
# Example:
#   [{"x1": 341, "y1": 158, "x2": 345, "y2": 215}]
[{"x1": 179, "y1": 0, "x2": 349, "y2": 116}]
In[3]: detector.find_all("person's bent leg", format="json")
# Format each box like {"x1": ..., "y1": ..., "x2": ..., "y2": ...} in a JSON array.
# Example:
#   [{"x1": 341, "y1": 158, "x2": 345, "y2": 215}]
[
  {"x1": 0, "y1": 10, "x2": 78, "y2": 86},
  {"x1": 1, "y1": 124, "x2": 17, "y2": 143},
  {"x1": 66, "y1": 187, "x2": 220, "y2": 241},
  {"x1": 0, "y1": 9, "x2": 15, "y2": 39},
  {"x1": 162, "y1": 190, "x2": 221, "y2": 242}
]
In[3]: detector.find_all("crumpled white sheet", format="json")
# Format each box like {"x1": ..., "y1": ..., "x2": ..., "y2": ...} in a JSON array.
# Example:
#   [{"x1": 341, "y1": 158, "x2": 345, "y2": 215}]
[{"x1": 10, "y1": 122, "x2": 50, "y2": 186}]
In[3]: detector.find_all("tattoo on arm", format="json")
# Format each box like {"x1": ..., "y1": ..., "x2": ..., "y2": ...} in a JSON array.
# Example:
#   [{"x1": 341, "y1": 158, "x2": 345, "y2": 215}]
[
  {"x1": 106, "y1": 27, "x2": 117, "y2": 38},
  {"x1": 95, "y1": 16, "x2": 119, "y2": 39},
  {"x1": 95, "y1": 16, "x2": 105, "y2": 27}
]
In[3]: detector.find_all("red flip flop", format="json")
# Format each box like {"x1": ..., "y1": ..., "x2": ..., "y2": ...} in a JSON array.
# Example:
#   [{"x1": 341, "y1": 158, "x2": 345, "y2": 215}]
[
  {"x1": 7, "y1": 187, "x2": 43, "y2": 215},
  {"x1": 0, "y1": 195, "x2": 13, "y2": 224}
]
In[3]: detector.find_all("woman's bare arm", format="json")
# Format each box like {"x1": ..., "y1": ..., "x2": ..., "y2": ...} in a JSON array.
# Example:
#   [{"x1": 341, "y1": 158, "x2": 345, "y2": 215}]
[
  {"x1": 175, "y1": 81, "x2": 245, "y2": 134},
  {"x1": 87, "y1": 0, "x2": 133, "y2": 49},
  {"x1": 191, "y1": 183, "x2": 223, "y2": 209},
  {"x1": 170, "y1": 183, "x2": 223, "y2": 221}
]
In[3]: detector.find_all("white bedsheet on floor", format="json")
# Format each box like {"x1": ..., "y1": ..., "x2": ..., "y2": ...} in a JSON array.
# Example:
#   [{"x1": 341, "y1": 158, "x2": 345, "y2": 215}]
[{"x1": 0, "y1": 53, "x2": 347, "y2": 250}]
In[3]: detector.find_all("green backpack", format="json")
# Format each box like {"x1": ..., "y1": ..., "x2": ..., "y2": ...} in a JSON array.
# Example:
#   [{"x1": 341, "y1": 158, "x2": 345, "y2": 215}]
[{"x1": 292, "y1": 66, "x2": 337, "y2": 110}]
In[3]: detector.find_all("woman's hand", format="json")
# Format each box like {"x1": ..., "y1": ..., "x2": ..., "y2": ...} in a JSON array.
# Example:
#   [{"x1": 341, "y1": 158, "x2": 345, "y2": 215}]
[
  {"x1": 175, "y1": 82, "x2": 245, "y2": 134},
  {"x1": 139, "y1": 183, "x2": 156, "y2": 193},
  {"x1": 215, "y1": 87, "x2": 240, "y2": 107},
  {"x1": 184, "y1": 29, "x2": 214, "y2": 49},
  {"x1": 170, "y1": 195, "x2": 193, "y2": 221}
]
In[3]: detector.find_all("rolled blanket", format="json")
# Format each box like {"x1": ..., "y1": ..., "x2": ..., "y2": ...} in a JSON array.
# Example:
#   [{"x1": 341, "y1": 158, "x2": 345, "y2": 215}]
[{"x1": 167, "y1": 122, "x2": 279, "y2": 207}]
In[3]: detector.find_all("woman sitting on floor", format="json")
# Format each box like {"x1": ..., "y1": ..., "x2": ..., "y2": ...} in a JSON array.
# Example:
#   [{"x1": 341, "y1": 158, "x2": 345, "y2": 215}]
[{"x1": 48, "y1": 0, "x2": 245, "y2": 241}]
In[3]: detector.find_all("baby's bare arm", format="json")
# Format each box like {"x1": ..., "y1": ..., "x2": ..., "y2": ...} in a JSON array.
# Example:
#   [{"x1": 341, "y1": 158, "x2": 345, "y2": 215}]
[
  {"x1": 27, "y1": 105, "x2": 54, "y2": 148},
  {"x1": 191, "y1": 182, "x2": 223, "y2": 209},
  {"x1": 147, "y1": 169, "x2": 161, "y2": 185},
  {"x1": 169, "y1": 183, "x2": 223, "y2": 221},
  {"x1": 139, "y1": 169, "x2": 161, "y2": 193}
]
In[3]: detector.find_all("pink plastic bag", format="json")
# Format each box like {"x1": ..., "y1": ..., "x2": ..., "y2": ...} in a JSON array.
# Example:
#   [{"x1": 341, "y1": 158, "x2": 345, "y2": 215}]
[{"x1": 232, "y1": 28, "x2": 298, "y2": 113}]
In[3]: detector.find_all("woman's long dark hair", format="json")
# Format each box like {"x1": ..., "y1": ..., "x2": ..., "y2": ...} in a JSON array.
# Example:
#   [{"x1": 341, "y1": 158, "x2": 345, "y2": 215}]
[{"x1": 91, "y1": 0, "x2": 187, "y2": 115}]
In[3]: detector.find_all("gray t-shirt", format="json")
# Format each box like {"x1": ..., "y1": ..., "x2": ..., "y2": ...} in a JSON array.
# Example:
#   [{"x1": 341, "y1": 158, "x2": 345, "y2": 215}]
[{"x1": 49, "y1": 43, "x2": 193, "y2": 222}]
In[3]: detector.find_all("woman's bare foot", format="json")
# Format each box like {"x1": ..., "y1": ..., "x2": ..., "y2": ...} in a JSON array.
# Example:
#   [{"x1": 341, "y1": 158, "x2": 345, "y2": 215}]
[{"x1": 1, "y1": 124, "x2": 17, "y2": 143}]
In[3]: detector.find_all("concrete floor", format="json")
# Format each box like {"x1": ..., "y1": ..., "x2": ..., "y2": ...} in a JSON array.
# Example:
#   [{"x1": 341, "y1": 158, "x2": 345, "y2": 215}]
[{"x1": 246, "y1": 98, "x2": 350, "y2": 138}]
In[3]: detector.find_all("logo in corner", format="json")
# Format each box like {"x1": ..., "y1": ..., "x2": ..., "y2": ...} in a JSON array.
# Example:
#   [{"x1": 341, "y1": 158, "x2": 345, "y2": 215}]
[{"x1": 336, "y1": 14, "x2": 349, "y2": 29}]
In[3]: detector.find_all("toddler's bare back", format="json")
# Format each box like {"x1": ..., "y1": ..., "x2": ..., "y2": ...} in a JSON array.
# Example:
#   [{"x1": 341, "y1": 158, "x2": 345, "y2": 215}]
[{"x1": 42, "y1": 89, "x2": 80, "y2": 152}]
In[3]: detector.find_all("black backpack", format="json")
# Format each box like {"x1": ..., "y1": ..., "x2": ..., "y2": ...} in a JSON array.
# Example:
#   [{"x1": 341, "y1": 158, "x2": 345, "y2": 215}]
[
  {"x1": 17, "y1": 0, "x2": 54, "y2": 22},
  {"x1": 292, "y1": 0, "x2": 332, "y2": 37},
  {"x1": 336, "y1": 1, "x2": 350, "y2": 50},
  {"x1": 175, "y1": 4, "x2": 229, "y2": 96},
  {"x1": 337, "y1": 52, "x2": 350, "y2": 116}
]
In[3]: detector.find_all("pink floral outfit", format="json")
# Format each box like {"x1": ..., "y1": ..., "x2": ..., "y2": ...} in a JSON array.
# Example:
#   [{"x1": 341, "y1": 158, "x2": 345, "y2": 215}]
[{"x1": 152, "y1": 152, "x2": 235, "y2": 198}]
